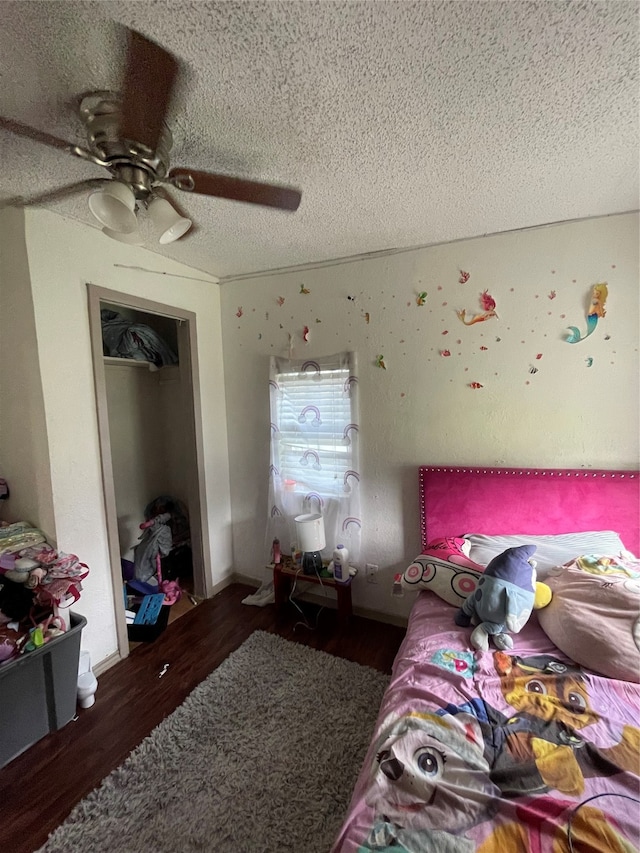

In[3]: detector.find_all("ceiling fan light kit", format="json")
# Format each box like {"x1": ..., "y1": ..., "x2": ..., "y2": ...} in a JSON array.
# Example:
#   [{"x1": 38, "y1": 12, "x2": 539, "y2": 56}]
[
  {"x1": 88, "y1": 180, "x2": 138, "y2": 233},
  {"x1": 147, "y1": 196, "x2": 192, "y2": 244},
  {"x1": 0, "y1": 27, "x2": 302, "y2": 249},
  {"x1": 101, "y1": 226, "x2": 144, "y2": 245}
]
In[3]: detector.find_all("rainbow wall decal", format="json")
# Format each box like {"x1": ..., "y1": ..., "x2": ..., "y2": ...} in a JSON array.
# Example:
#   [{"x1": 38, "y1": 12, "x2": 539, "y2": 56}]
[
  {"x1": 270, "y1": 505, "x2": 282, "y2": 517},
  {"x1": 269, "y1": 464, "x2": 280, "y2": 478},
  {"x1": 268, "y1": 380, "x2": 280, "y2": 392},
  {"x1": 270, "y1": 422, "x2": 280, "y2": 435},
  {"x1": 343, "y1": 423, "x2": 359, "y2": 444},
  {"x1": 298, "y1": 405, "x2": 322, "y2": 426},
  {"x1": 299, "y1": 450, "x2": 321, "y2": 470},
  {"x1": 343, "y1": 470, "x2": 360, "y2": 491},
  {"x1": 305, "y1": 492, "x2": 324, "y2": 510},
  {"x1": 342, "y1": 517, "x2": 362, "y2": 532}
]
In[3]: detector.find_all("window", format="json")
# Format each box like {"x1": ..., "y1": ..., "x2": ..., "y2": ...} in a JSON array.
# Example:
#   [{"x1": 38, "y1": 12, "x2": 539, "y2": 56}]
[{"x1": 267, "y1": 352, "x2": 361, "y2": 561}]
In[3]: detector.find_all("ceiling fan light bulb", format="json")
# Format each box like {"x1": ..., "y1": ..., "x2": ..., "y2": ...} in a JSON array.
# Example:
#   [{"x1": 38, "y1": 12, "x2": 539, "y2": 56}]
[
  {"x1": 148, "y1": 196, "x2": 192, "y2": 244},
  {"x1": 159, "y1": 216, "x2": 192, "y2": 244},
  {"x1": 88, "y1": 181, "x2": 137, "y2": 233},
  {"x1": 102, "y1": 227, "x2": 144, "y2": 246}
]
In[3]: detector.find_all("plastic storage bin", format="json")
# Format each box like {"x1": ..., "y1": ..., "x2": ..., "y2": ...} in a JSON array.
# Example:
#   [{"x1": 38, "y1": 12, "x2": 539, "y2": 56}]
[
  {"x1": 126, "y1": 602, "x2": 170, "y2": 643},
  {"x1": 0, "y1": 611, "x2": 86, "y2": 768}
]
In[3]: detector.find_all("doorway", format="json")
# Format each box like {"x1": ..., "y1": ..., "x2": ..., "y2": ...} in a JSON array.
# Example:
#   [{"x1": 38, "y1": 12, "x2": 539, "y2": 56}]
[{"x1": 87, "y1": 284, "x2": 212, "y2": 660}]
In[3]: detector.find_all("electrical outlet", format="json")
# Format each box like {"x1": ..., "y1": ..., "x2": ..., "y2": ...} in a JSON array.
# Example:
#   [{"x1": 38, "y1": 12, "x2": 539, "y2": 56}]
[{"x1": 366, "y1": 563, "x2": 379, "y2": 583}]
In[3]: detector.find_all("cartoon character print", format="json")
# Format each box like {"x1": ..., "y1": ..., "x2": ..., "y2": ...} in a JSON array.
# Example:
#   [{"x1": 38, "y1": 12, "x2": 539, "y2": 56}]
[
  {"x1": 556, "y1": 553, "x2": 640, "y2": 579},
  {"x1": 490, "y1": 653, "x2": 640, "y2": 797},
  {"x1": 476, "y1": 795, "x2": 636, "y2": 853},
  {"x1": 359, "y1": 711, "x2": 499, "y2": 852},
  {"x1": 431, "y1": 649, "x2": 476, "y2": 679}
]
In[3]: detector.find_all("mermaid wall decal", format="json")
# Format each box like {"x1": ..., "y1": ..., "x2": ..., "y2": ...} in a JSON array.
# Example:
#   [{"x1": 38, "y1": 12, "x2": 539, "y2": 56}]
[{"x1": 566, "y1": 283, "x2": 608, "y2": 343}]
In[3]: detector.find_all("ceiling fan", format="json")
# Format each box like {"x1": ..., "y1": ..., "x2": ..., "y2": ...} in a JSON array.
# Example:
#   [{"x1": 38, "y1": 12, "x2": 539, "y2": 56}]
[{"x1": 0, "y1": 28, "x2": 302, "y2": 245}]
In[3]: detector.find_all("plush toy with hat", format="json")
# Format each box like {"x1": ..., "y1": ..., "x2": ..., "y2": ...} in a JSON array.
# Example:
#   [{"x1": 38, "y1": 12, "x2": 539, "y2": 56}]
[{"x1": 455, "y1": 544, "x2": 551, "y2": 651}]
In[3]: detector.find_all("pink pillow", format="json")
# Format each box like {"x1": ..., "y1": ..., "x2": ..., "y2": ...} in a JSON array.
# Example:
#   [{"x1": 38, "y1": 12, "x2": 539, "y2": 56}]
[
  {"x1": 538, "y1": 555, "x2": 640, "y2": 683},
  {"x1": 421, "y1": 537, "x2": 484, "y2": 569},
  {"x1": 403, "y1": 538, "x2": 485, "y2": 607}
]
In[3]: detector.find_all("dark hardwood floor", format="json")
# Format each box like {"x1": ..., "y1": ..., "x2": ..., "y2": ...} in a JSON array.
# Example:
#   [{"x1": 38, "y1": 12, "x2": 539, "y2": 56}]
[{"x1": 1, "y1": 583, "x2": 406, "y2": 853}]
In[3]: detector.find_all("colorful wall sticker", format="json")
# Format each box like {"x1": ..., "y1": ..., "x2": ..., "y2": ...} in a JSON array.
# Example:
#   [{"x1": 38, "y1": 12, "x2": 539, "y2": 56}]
[
  {"x1": 236, "y1": 307, "x2": 243, "y2": 318},
  {"x1": 459, "y1": 270, "x2": 470, "y2": 284},
  {"x1": 376, "y1": 354, "x2": 387, "y2": 369},
  {"x1": 416, "y1": 292, "x2": 427, "y2": 306},
  {"x1": 302, "y1": 326, "x2": 310, "y2": 342},
  {"x1": 566, "y1": 282, "x2": 608, "y2": 343},
  {"x1": 457, "y1": 290, "x2": 498, "y2": 325},
  {"x1": 440, "y1": 349, "x2": 451, "y2": 357},
  {"x1": 277, "y1": 296, "x2": 285, "y2": 307},
  {"x1": 300, "y1": 284, "x2": 310, "y2": 295},
  {"x1": 585, "y1": 357, "x2": 594, "y2": 367},
  {"x1": 469, "y1": 382, "x2": 483, "y2": 389},
  {"x1": 548, "y1": 290, "x2": 557, "y2": 300}
]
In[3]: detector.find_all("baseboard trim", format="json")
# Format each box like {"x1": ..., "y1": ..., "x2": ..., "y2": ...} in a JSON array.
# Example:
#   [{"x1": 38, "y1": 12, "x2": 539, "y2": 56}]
[
  {"x1": 94, "y1": 650, "x2": 121, "y2": 676},
  {"x1": 352, "y1": 602, "x2": 408, "y2": 629},
  {"x1": 231, "y1": 572, "x2": 408, "y2": 629},
  {"x1": 232, "y1": 572, "x2": 262, "y2": 588},
  {"x1": 209, "y1": 572, "x2": 239, "y2": 596}
]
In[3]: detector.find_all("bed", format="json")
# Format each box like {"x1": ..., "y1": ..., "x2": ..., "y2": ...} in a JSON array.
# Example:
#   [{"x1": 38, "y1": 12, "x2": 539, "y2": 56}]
[{"x1": 332, "y1": 467, "x2": 640, "y2": 853}]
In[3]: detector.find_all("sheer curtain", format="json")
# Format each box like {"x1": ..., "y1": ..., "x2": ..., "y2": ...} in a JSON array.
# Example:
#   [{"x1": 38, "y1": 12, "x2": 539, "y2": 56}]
[{"x1": 266, "y1": 351, "x2": 361, "y2": 565}]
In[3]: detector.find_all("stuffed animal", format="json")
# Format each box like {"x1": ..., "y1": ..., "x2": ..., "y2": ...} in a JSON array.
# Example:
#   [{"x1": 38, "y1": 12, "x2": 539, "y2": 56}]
[{"x1": 455, "y1": 544, "x2": 551, "y2": 651}]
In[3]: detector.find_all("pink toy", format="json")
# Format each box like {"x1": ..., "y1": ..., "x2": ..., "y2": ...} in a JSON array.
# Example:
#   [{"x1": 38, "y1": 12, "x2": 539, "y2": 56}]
[{"x1": 155, "y1": 553, "x2": 181, "y2": 606}]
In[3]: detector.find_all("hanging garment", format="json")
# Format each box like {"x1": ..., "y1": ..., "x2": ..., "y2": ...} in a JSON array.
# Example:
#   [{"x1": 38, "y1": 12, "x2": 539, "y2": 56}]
[
  {"x1": 144, "y1": 495, "x2": 190, "y2": 547},
  {"x1": 133, "y1": 513, "x2": 173, "y2": 582}
]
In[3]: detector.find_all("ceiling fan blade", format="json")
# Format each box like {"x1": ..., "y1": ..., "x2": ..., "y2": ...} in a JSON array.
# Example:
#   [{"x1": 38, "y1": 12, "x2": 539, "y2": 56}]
[
  {"x1": 0, "y1": 178, "x2": 108, "y2": 210},
  {"x1": 0, "y1": 115, "x2": 86, "y2": 156},
  {"x1": 168, "y1": 168, "x2": 302, "y2": 211},
  {"x1": 120, "y1": 29, "x2": 179, "y2": 152}
]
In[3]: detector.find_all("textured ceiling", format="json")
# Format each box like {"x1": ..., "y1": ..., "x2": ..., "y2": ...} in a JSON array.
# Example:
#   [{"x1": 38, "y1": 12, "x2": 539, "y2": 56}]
[{"x1": 0, "y1": 1, "x2": 637, "y2": 279}]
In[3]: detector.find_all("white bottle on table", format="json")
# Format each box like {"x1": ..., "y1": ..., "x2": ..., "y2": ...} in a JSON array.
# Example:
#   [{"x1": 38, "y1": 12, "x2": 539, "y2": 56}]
[{"x1": 333, "y1": 544, "x2": 349, "y2": 583}]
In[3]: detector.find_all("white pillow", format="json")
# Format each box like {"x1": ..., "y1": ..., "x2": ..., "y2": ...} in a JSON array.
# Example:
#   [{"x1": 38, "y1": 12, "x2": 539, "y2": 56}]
[{"x1": 464, "y1": 531, "x2": 632, "y2": 577}]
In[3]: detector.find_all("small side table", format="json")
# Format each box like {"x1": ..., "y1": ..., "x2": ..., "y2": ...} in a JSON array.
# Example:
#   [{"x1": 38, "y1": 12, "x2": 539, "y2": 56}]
[{"x1": 272, "y1": 557, "x2": 353, "y2": 627}]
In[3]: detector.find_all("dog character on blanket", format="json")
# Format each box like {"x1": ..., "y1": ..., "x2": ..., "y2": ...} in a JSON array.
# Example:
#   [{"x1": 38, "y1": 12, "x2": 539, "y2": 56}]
[{"x1": 359, "y1": 711, "x2": 499, "y2": 852}]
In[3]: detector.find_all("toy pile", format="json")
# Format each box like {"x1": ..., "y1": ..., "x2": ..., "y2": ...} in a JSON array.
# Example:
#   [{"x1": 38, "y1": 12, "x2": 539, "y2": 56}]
[{"x1": 0, "y1": 522, "x2": 89, "y2": 667}]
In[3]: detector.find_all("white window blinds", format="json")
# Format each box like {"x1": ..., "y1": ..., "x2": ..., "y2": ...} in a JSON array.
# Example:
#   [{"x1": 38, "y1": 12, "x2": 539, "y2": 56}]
[{"x1": 267, "y1": 351, "x2": 361, "y2": 562}]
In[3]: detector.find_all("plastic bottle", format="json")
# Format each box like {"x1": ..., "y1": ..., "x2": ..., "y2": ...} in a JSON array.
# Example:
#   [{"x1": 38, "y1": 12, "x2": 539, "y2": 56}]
[{"x1": 332, "y1": 544, "x2": 350, "y2": 583}]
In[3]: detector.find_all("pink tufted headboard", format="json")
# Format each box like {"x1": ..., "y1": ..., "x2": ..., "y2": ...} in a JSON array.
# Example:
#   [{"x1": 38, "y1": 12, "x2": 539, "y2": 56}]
[{"x1": 419, "y1": 467, "x2": 640, "y2": 556}]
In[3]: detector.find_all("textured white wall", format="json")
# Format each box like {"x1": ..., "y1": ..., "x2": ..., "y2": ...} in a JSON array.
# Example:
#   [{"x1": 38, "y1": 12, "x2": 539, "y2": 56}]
[
  {"x1": 221, "y1": 213, "x2": 639, "y2": 620},
  {"x1": 0, "y1": 208, "x2": 56, "y2": 538},
  {"x1": 20, "y1": 209, "x2": 232, "y2": 665}
]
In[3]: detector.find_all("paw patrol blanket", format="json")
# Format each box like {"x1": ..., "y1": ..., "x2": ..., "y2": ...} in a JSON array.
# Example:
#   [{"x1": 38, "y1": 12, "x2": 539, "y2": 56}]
[{"x1": 332, "y1": 592, "x2": 640, "y2": 852}]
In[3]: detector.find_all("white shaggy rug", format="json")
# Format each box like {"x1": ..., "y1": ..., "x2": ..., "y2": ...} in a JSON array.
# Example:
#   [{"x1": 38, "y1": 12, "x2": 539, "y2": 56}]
[{"x1": 38, "y1": 631, "x2": 389, "y2": 853}]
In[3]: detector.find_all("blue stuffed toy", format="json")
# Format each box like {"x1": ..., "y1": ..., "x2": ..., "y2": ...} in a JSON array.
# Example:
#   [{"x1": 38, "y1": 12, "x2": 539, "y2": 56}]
[{"x1": 455, "y1": 544, "x2": 538, "y2": 651}]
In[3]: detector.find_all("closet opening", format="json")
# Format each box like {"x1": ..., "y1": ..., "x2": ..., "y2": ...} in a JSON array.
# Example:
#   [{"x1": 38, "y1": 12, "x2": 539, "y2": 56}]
[{"x1": 88, "y1": 285, "x2": 212, "y2": 660}]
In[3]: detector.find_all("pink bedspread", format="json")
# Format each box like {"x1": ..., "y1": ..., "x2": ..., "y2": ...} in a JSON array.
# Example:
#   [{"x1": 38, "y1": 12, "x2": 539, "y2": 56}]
[{"x1": 332, "y1": 592, "x2": 640, "y2": 852}]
